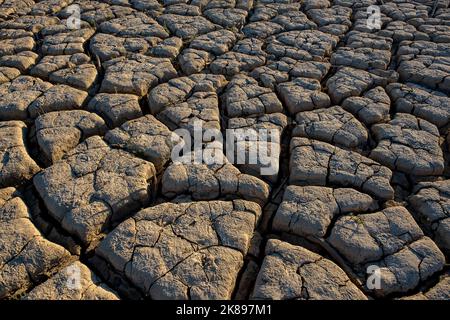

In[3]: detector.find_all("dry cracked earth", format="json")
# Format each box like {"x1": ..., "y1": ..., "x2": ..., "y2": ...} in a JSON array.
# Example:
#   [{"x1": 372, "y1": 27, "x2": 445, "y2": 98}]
[{"x1": 0, "y1": 0, "x2": 450, "y2": 301}]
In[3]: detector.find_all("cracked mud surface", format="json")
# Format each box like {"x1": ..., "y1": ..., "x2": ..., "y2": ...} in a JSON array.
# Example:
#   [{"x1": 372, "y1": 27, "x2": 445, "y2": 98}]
[{"x1": 0, "y1": 0, "x2": 449, "y2": 300}]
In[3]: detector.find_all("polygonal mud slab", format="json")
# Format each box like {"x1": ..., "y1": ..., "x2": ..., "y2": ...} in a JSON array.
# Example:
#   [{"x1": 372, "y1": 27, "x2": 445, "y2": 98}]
[
  {"x1": 302, "y1": 0, "x2": 331, "y2": 11},
  {"x1": 403, "y1": 273, "x2": 450, "y2": 300},
  {"x1": 179, "y1": 30, "x2": 237, "y2": 73},
  {"x1": 0, "y1": 1, "x2": 35, "y2": 21},
  {"x1": 189, "y1": 30, "x2": 236, "y2": 56},
  {"x1": 96, "y1": 200, "x2": 261, "y2": 299},
  {"x1": 41, "y1": 28, "x2": 96, "y2": 55},
  {"x1": 341, "y1": 86, "x2": 391, "y2": 126},
  {"x1": 28, "y1": 85, "x2": 88, "y2": 119},
  {"x1": 99, "y1": 12, "x2": 169, "y2": 39},
  {"x1": 105, "y1": 114, "x2": 179, "y2": 172},
  {"x1": 387, "y1": 82, "x2": 450, "y2": 128},
  {"x1": 148, "y1": 73, "x2": 227, "y2": 136},
  {"x1": 30, "y1": 53, "x2": 98, "y2": 91},
  {"x1": 331, "y1": 47, "x2": 392, "y2": 71},
  {"x1": 380, "y1": 2, "x2": 429, "y2": 21},
  {"x1": 131, "y1": 0, "x2": 163, "y2": 15},
  {"x1": 350, "y1": 6, "x2": 392, "y2": 35},
  {"x1": 307, "y1": 5, "x2": 352, "y2": 37},
  {"x1": 417, "y1": 24, "x2": 450, "y2": 43},
  {"x1": 289, "y1": 137, "x2": 394, "y2": 200},
  {"x1": 163, "y1": 3, "x2": 201, "y2": 16},
  {"x1": 23, "y1": 261, "x2": 119, "y2": 300},
  {"x1": 0, "y1": 28, "x2": 34, "y2": 42},
  {"x1": 100, "y1": 54, "x2": 177, "y2": 97},
  {"x1": 227, "y1": 113, "x2": 288, "y2": 183},
  {"x1": 89, "y1": 33, "x2": 155, "y2": 62},
  {"x1": 397, "y1": 40, "x2": 450, "y2": 57},
  {"x1": 397, "y1": 55, "x2": 450, "y2": 94},
  {"x1": 0, "y1": 121, "x2": 40, "y2": 187},
  {"x1": 0, "y1": 75, "x2": 52, "y2": 120},
  {"x1": 243, "y1": 5, "x2": 316, "y2": 39},
  {"x1": 29, "y1": 0, "x2": 72, "y2": 16},
  {"x1": 33, "y1": 136, "x2": 156, "y2": 245},
  {"x1": 251, "y1": 59, "x2": 331, "y2": 89},
  {"x1": 370, "y1": 113, "x2": 444, "y2": 176},
  {"x1": 251, "y1": 239, "x2": 367, "y2": 300},
  {"x1": 273, "y1": 185, "x2": 377, "y2": 238},
  {"x1": 0, "y1": 15, "x2": 59, "y2": 34},
  {"x1": 0, "y1": 66, "x2": 21, "y2": 84},
  {"x1": 157, "y1": 13, "x2": 219, "y2": 40},
  {"x1": 0, "y1": 36, "x2": 35, "y2": 56},
  {"x1": 204, "y1": 7, "x2": 248, "y2": 29},
  {"x1": 326, "y1": 67, "x2": 397, "y2": 104},
  {"x1": 277, "y1": 77, "x2": 331, "y2": 115},
  {"x1": 73, "y1": 4, "x2": 136, "y2": 27},
  {"x1": 0, "y1": 187, "x2": 72, "y2": 299},
  {"x1": 265, "y1": 30, "x2": 339, "y2": 62},
  {"x1": 248, "y1": 2, "x2": 302, "y2": 24},
  {"x1": 345, "y1": 31, "x2": 393, "y2": 51},
  {"x1": 249, "y1": 65, "x2": 290, "y2": 90},
  {"x1": 210, "y1": 38, "x2": 267, "y2": 76},
  {"x1": 0, "y1": 50, "x2": 38, "y2": 73},
  {"x1": 293, "y1": 106, "x2": 368, "y2": 149},
  {"x1": 223, "y1": 74, "x2": 284, "y2": 117},
  {"x1": 162, "y1": 153, "x2": 270, "y2": 206},
  {"x1": 87, "y1": 93, "x2": 142, "y2": 128},
  {"x1": 39, "y1": 18, "x2": 93, "y2": 37},
  {"x1": 409, "y1": 180, "x2": 450, "y2": 255},
  {"x1": 328, "y1": 207, "x2": 446, "y2": 297},
  {"x1": 378, "y1": 20, "x2": 426, "y2": 43},
  {"x1": 0, "y1": 76, "x2": 88, "y2": 120},
  {"x1": 180, "y1": 47, "x2": 216, "y2": 75},
  {"x1": 35, "y1": 110, "x2": 108, "y2": 163},
  {"x1": 150, "y1": 36, "x2": 183, "y2": 59}
]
